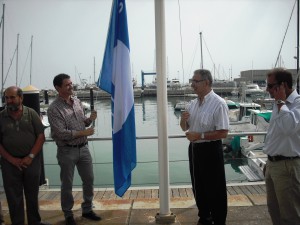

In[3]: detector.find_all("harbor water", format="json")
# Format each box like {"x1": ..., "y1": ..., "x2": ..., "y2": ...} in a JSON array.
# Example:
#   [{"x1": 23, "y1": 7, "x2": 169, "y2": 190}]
[{"x1": 0, "y1": 96, "x2": 248, "y2": 188}]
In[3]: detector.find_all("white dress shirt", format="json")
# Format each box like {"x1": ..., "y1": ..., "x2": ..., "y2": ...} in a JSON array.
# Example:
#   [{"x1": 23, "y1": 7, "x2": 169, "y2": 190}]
[{"x1": 263, "y1": 89, "x2": 300, "y2": 156}]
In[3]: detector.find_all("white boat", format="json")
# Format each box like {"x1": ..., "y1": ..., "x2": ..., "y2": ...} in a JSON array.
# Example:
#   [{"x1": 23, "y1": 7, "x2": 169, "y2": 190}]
[
  {"x1": 225, "y1": 98, "x2": 239, "y2": 122},
  {"x1": 239, "y1": 138, "x2": 267, "y2": 182},
  {"x1": 244, "y1": 83, "x2": 264, "y2": 97},
  {"x1": 212, "y1": 80, "x2": 238, "y2": 95},
  {"x1": 169, "y1": 78, "x2": 181, "y2": 89},
  {"x1": 174, "y1": 101, "x2": 187, "y2": 111},
  {"x1": 81, "y1": 101, "x2": 91, "y2": 111},
  {"x1": 252, "y1": 97, "x2": 274, "y2": 110},
  {"x1": 223, "y1": 102, "x2": 271, "y2": 158},
  {"x1": 40, "y1": 109, "x2": 50, "y2": 128},
  {"x1": 233, "y1": 107, "x2": 272, "y2": 182}
]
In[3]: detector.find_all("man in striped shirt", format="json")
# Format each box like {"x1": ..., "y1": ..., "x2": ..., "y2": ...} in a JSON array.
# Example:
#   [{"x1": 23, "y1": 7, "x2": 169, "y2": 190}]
[
  {"x1": 180, "y1": 69, "x2": 229, "y2": 225},
  {"x1": 47, "y1": 74, "x2": 100, "y2": 225}
]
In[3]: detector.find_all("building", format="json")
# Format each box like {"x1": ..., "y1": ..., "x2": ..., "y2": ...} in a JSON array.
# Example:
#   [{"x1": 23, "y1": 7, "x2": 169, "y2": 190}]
[{"x1": 234, "y1": 69, "x2": 299, "y2": 87}]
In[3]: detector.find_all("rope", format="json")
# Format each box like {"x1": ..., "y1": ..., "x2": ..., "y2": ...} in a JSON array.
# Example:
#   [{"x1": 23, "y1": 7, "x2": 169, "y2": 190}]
[
  {"x1": 3, "y1": 46, "x2": 17, "y2": 85},
  {"x1": 177, "y1": 0, "x2": 185, "y2": 85},
  {"x1": 274, "y1": 0, "x2": 296, "y2": 67},
  {"x1": 18, "y1": 41, "x2": 32, "y2": 86}
]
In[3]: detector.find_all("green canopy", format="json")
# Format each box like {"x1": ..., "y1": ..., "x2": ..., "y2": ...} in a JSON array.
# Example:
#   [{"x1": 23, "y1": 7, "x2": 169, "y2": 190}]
[{"x1": 257, "y1": 112, "x2": 272, "y2": 122}]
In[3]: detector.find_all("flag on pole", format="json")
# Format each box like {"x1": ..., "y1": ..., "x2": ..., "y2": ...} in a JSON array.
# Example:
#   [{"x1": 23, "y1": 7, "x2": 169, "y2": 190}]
[{"x1": 97, "y1": 0, "x2": 136, "y2": 197}]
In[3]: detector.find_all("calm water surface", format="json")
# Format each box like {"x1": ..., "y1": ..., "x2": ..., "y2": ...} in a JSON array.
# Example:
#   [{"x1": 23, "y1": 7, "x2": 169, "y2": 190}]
[{"x1": 1, "y1": 96, "x2": 248, "y2": 188}]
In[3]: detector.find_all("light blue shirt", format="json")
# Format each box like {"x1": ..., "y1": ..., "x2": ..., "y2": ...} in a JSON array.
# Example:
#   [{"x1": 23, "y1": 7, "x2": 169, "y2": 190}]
[
  {"x1": 186, "y1": 90, "x2": 229, "y2": 143},
  {"x1": 263, "y1": 89, "x2": 300, "y2": 157}
]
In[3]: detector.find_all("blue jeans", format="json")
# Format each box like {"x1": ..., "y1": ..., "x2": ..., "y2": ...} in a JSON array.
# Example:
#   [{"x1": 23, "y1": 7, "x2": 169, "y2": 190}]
[{"x1": 57, "y1": 145, "x2": 94, "y2": 218}]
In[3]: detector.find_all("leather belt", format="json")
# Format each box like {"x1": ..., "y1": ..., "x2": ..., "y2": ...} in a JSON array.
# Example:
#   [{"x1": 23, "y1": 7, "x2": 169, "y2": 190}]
[
  {"x1": 65, "y1": 142, "x2": 88, "y2": 148},
  {"x1": 268, "y1": 155, "x2": 300, "y2": 162}
]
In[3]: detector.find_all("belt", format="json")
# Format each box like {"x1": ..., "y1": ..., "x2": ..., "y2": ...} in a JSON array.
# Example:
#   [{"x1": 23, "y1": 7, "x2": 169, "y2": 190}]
[
  {"x1": 65, "y1": 142, "x2": 88, "y2": 148},
  {"x1": 268, "y1": 155, "x2": 300, "y2": 162}
]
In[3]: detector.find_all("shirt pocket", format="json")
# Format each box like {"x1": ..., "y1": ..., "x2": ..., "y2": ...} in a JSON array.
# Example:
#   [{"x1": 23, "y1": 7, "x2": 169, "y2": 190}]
[{"x1": 198, "y1": 111, "x2": 213, "y2": 129}]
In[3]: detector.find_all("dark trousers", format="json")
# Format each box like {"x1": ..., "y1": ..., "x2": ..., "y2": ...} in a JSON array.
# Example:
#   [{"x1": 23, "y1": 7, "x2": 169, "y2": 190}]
[
  {"x1": 1, "y1": 155, "x2": 41, "y2": 225},
  {"x1": 188, "y1": 140, "x2": 227, "y2": 225}
]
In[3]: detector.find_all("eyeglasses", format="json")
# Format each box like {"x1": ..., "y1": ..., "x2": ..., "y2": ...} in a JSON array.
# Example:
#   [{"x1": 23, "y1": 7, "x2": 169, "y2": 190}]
[
  {"x1": 191, "y1": 79, "x2": 206, "y2": 84},
  {"x1": 267, "y1": 83, "x2": 279, "y2": 89}
]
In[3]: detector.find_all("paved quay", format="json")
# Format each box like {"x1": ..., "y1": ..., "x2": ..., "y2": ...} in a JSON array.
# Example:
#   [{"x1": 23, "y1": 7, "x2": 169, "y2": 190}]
[{"x1": 0, "y1": 183, "x2": 272, "y2": 225}]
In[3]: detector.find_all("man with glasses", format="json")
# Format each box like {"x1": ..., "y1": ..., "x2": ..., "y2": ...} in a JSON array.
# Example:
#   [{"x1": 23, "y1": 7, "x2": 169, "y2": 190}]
[
  {"x1": 263, "y1": 68, "x2": 300, "y2": 224},
  {"x1": 180, "y1": 69, "x2": 229, "y2": 225}
]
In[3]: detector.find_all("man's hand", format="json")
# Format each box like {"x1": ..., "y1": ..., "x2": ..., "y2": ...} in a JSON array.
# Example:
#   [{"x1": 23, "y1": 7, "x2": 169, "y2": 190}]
[
  {"x1": 9, "y1": 157, "x2": 23, "y2": 171},
  {"x1": 89, "y1": 110, "x2": 97, "y2": 121},
  {"x1": 185, "y1": 131, "x2": 200, "y2": 142},
  {"x1": 83, "y1": 127, "x2": 95, "y2": 136},
  {"x1": 181, "y1": 111, "x2": 190, "y2": 122},
  {"x1": 20, "y1": 157, "x2": 33, "y2": 168}
]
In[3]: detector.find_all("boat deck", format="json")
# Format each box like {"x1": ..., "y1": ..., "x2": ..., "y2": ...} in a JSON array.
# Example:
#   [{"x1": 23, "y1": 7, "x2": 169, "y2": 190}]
[{"x1": 0, "y1": 182, "x2": 272, "y2": 224}]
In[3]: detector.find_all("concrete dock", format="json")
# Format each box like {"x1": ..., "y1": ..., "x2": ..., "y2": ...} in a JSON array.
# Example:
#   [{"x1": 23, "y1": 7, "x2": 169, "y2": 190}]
[{"x1": 0, "y1": 182, "x2": 272, "y2": 224}]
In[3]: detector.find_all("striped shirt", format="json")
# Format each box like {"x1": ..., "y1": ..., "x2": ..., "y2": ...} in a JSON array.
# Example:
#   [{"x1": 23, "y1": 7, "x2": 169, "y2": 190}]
[
  {"x1": 47, "y1": 96, "x2": 92, "y2": 146},
  {"x1": 186, "y1": 90, "x2": 229, "y2": 143}
]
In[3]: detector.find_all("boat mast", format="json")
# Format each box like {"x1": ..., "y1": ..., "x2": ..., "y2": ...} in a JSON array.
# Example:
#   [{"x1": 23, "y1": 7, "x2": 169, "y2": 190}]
[
  {"x1": 30, "y1": 35, "x2": 33, "y2": 84},
  {"x1": 16, "y1": 33, "x2": 19, "y2": 86},
  {"x1": 200, "y1": 32, "x2": 203, "y2": 69},
  {"x1": 1, "y1": 4, "x2": 4, "y2": 105},
  {"x1": 297, "y1": 0, "x2": 299, "y2": 94}
]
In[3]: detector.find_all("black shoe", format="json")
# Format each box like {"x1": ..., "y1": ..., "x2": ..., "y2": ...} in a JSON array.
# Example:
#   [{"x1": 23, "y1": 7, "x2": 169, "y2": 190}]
[
  {"x1": 82, "y1": 211, "x2": 101, "y2": 221},
  {"x1": 65, "y1": 216, "x2": 76, "y2": 225}
]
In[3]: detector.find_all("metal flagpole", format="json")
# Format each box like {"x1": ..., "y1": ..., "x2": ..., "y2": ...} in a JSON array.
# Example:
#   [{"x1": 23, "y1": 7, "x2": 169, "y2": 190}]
[
  {"x1": 154, "y1": 0, "x2": 176, "y2": 223},
  {"x1": 296, "y1": 0, "x2": 299, "y2": 94}
]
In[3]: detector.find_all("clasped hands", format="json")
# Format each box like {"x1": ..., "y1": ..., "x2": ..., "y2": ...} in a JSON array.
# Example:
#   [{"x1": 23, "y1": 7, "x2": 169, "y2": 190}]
[{"x1": 11, "y1": 156, "x2": 33, "y2": 171}]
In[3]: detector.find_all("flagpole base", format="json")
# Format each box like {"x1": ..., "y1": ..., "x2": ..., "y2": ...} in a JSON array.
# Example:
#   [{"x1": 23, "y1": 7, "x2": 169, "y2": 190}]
[{"x1": 155, "y1": 212, "x2": 176, "y2": 224}]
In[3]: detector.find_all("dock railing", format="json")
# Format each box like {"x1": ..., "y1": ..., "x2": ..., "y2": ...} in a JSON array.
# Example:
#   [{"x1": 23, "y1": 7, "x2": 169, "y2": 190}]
[{"x1": 19, "y1": 131, "x2": 266, "y2": 190}]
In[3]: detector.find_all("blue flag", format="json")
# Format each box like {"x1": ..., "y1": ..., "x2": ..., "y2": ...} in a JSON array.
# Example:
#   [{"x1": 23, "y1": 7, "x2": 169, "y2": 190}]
[{"x1": 97, "y1": 0, "x2": 136, "y2": 197}]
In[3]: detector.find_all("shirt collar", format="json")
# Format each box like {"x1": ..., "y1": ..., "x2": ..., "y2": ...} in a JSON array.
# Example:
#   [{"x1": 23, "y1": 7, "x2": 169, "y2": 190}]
[
  {"x1": 198, "y1": 90, "x2": 214, "y2": 105},
  {"x1": 58, "y1": 95, "x2": 75, "y2": 104},
  {"x1": 286, "y1": 89, "x2": 298, "y2": 104},
  {"x1": 3, "y1": 105, "x2": 26, "y2": 118}
]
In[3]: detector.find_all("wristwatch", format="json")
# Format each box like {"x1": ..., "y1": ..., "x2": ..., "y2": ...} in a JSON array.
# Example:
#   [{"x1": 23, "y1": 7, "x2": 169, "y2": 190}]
[
  {"x1": 28, "y1": 153, "x2": 35, "y2": 159},
  {"x1": 276, "y1": 100, "x2": 285, "y2": 105}
]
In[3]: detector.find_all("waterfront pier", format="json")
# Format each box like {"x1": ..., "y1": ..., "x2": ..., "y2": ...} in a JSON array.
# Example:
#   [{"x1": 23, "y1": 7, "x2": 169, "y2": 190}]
[{"x1": 0, "y1": 183, "x2": 271, "y2": 224}]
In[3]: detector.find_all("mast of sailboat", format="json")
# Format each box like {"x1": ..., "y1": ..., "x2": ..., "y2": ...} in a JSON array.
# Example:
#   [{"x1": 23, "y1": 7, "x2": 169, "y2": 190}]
[
  {"x1": 30, "y1": 35, "x2": 33, "y2": 84},
  {"x1": 1, "y1": 4, "x2": 4, "y2": 106},
  {"x1": 297, "y1": 0, "x2": 299, "y2": 94},
  {"x1": 16, "y1": 33, "x2": 19, "y2": 86},
  {"x1": 200, "y1": 32, "x2": 203, "y2": 69}
]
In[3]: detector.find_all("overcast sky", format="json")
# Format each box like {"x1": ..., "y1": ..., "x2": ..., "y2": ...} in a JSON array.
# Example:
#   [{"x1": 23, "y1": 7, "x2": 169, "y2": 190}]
[{"x1": 0, "y1": 0, "x2": 297, "y2": 89}]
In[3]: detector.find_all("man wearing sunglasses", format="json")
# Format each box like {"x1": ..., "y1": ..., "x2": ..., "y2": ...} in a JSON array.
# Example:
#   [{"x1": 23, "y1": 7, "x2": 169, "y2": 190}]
[
  {"x1": 180, "y1": 69, "x2": 229, "y2": 225},
  {"x1": 263, "y1": 68, "x2": 300, "y2": 224}
]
